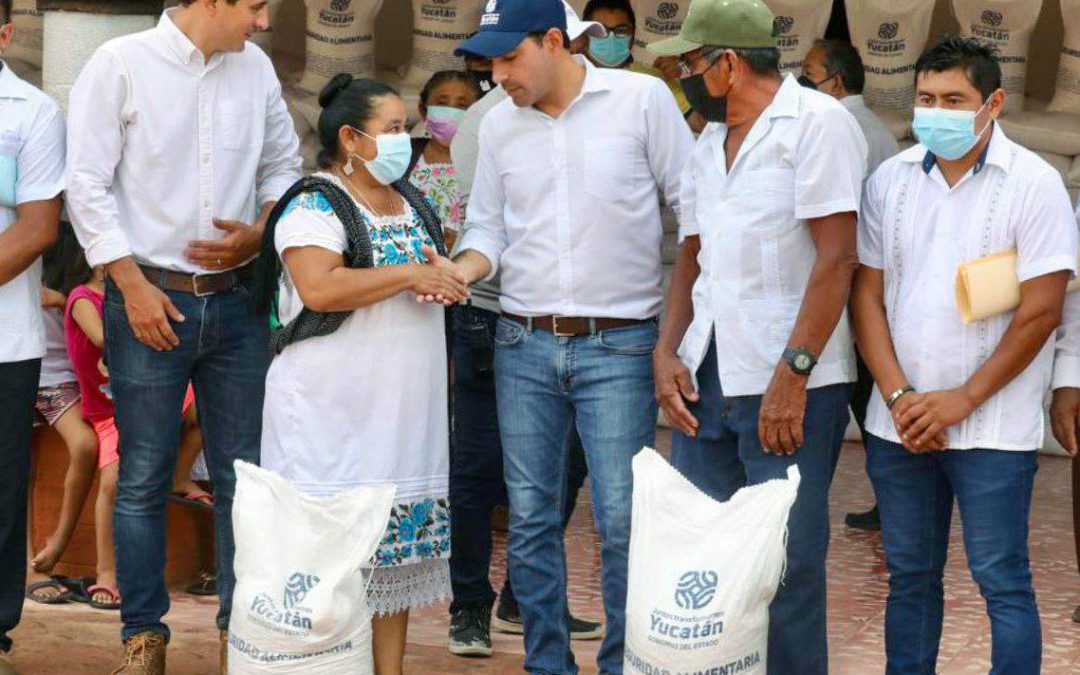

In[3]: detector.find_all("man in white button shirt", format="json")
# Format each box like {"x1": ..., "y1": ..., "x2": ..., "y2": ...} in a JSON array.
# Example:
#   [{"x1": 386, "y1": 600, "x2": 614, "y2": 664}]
[
  {"x1": 447, "y1": 0, "x2": 693, "y2": 671},
  {"x1": 0, "y1": 3, "x2": 65, "y2": 673},
  {"x1": 648, "y1": 1, "x2": 866, "y2": 672},
  {"x1": 65, "y1": 1, "x2": 301, "y2": 672},
  {"x1": 853, "y1": 38, "x2": 1076, "y2": 674},
  {"x1": 800, "y1": 38, "x2": 901, "y2": 532}
]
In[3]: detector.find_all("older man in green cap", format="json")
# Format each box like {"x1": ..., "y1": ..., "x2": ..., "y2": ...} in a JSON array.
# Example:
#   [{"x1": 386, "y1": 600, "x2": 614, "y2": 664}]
[{"x1": 649, "y1": 1, "x2": 867, "y2": 673}]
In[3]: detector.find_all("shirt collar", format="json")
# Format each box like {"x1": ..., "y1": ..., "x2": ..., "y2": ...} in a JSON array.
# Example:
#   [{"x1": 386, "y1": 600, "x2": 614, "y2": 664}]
[
  {"x1": 918, "y1": 122, "x2": 1012, "y2": 176},
  {"x1": 0, "y1": 61, "x2": 29, "y2": 101},
  {"x1": 840, "y1": 94, "x2": 865, "y2": 112},
  {"x1": 765, "y1": 73, "x2": 802, "y2": 120},
  {"x1": 158, "y1": 8, "x2": 218, "y2": 67},
  {"x1": 579, "y1": 56, "x2": 616, "y2": 96}
]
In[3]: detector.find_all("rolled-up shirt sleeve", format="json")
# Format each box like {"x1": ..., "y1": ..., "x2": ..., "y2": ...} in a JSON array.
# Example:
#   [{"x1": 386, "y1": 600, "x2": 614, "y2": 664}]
[
  {"x1": 458, "y1": 113, "x2": 507, "y2": 281},
  {"x1": 795, "y1": 105, "x2": 867, "y2": 221},
  {"x1": 256, "y1": 56, "x2": 302, "y2": 206},
  {"x1": 644, "y1": 77, "x2": 693, "y2": 221},
  {"x1": 65, "y1": 48, "x2": 132, "y2": 268}
]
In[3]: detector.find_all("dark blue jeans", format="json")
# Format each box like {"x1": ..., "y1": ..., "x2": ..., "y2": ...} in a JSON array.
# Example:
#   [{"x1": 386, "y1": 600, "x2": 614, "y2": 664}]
[
  {"x1": 670, "y1": 341, "x2": 849, "y2": 675},
  {"x1": 104, "y1": 278, "x2": 269, "y2": 642},
  {"x1": 494, "y1": 316, "x2": 658, "y2": 675},
  {"x1": 448, "y1": 304, "x2": 587, "y2": 614},
  {"x1": 866, "y1": 435, "x2": 1041, "y2": 675},
  {"x1": 0, "y1": 359, "x2": 40, "y2": 653}
]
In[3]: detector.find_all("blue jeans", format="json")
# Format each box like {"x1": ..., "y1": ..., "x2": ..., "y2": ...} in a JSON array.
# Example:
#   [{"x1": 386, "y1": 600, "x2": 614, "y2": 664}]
[
  {"x1": 0, "y1": 359, "x2": 40, "y2": 653},
  {"x1": 104, "y1": 278, "x2": 270, "y2": 642},
  {"x1": 448, "y1": 305, "x2": 588, "y2": 614},
  {"x1": 494, "y1": 317, "x2": 658, "y2": 675},
  {"x1": 670, "y1": 340, "x2": 849, "y2": 675},
  {"x1": 866, "y1": 435, "x2": 1040, "y2": 675}
]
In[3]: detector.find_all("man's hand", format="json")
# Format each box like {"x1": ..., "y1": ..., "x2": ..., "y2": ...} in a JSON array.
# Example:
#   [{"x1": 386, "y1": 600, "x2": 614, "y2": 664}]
[
  {"x1": 653, "y1": 349, "x2": 699, "y2": 437},
  {"x1": 889, "y1": 392, "x2": 948, "y2": 453},
  {"x1": 1050, "y1": 387, "x2": 1080, "y2": 457},
  {"x1": 186, "y1": 219, "x2": 262, "y2": 271},
  {"x1": 759, "y1": 363, "x2": 808, "y2": 455},
  {"x1": 414, "y1": 244, "x2": 470, "y2": 306},
  {"x1": 108, "y1": 259, "x2": 185, "y2": 352},
  {"x1": 895, "y1": 389, "x2": 976, "y2": 452},
  {"x1": 653, "y1": 55, "x2": 683, "y2": 81}
]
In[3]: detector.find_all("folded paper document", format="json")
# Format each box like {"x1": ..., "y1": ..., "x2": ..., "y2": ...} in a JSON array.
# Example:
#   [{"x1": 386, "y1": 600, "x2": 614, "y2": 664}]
[{"x1": 956, "y1": 250, "x2": 1080, "y2": 323}]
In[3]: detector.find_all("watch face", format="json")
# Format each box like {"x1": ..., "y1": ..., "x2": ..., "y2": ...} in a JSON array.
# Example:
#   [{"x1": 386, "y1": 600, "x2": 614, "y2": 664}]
[{"x1": 795, "y1": 354, "x2": 812, "y2": 371}]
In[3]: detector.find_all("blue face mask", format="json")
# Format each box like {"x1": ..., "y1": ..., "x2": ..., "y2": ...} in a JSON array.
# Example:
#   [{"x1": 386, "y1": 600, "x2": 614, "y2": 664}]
[
  {"x1": 0, "y1": 155, "x2": 16, "y2": 209},
  {"x1": 588, "y1": 35, "x2": 632, "y2": 68},
  {"x1": 911, "y1": 100, "x2": 992, "y2": 161},
  {"x1": 349, "y1": 129, "x2": 412, "y2": 185}
]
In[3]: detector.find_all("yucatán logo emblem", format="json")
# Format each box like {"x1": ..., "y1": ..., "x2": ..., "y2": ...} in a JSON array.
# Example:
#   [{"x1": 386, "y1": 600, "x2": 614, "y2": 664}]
[
  {"x1": 657, "y1": 2, "x2": 679, "y2": 20},
  {"x1": 330, "y1": 0, "x2": 351, "y2": 11},
  {"x1": 773, "y1": 16, "x2": 795, "y2": 36},
  {"x1": 250, "y1": 572, "x2": 322, "y2": 633},
  {"x1": 981, "y1": 10, "x2": 1004, "y2": 27},
  {"x1": 878, "y1": 22, "x2": 899, "y2": 40},
  {"x1": 283, "y1": 572, "x2": 321, "y2": 610},
  {"x1": 675, "y1": 570, "x2": 718, "y2": 610}
]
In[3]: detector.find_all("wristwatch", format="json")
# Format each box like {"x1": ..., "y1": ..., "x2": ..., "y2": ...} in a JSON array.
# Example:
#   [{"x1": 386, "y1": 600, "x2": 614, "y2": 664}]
[{"x1": 782, "y1": 348, "x2": 818, "y2": 376}]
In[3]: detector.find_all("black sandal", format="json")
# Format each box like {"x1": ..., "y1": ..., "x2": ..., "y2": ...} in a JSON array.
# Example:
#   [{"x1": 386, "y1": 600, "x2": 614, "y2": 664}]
[
  {"x1": 185, "y1": 572, "x2": 217, "y2": 596},
  {"x1": 25, "y1": 577, "x2": 74, "y2": 605}
]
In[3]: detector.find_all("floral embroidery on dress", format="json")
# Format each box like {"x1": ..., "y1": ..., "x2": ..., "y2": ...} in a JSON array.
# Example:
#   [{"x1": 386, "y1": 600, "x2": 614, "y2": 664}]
[
  {"x1": 368, "y1": 207, "x2": 436, "y2": 268},
  {"x1": 373, "y1": 497, "x2": 451, "y2": 567},
  {"x1": 409, "y1": 158, "x2": 464, "y2": 231},
  {"x1": 281, "y1": 190, "x2": 333, "y2": 218}
]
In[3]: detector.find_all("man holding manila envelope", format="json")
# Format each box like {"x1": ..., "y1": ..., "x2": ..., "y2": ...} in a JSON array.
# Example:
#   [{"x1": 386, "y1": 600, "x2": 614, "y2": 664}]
[{"x1": 851, "y1": 36, "x2": 1077, "y2": 674}]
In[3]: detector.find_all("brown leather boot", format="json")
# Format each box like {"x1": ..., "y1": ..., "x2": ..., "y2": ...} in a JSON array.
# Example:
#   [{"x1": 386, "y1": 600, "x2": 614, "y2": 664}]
[
  {"x1": 220, "y1": 630, "x2": 228, "y2": 674},
  {"x1": 111, "y1": 632, "x2": 166, "y2": 675}
]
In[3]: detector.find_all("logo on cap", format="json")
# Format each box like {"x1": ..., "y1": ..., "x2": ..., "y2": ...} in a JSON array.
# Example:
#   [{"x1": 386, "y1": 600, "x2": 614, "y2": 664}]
[
  {"x1": 980, "y1": 10, "x2": 1004, "y2": 27},
  {"x1": 485, "y1": 0, "x2": 498, "y2": 12},
  {"x1": 657, "y1": 2, "x2": 679, "y2": 20},
  {"x1": 878, "y1": 22, "x2": 899, "y2": 40},
  {"x1": 481, "y1": 0, "x2": 499, "y2": 26}
]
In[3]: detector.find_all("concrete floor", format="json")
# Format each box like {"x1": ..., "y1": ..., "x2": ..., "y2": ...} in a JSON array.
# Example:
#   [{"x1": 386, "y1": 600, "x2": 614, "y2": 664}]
[{"x1": 7, "y1": 432, "x2": 1080, "y2": 674}]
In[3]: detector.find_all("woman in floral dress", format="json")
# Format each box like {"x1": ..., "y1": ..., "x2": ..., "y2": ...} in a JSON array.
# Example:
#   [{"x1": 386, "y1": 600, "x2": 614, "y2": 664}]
[
  {"x1": 407, "y1": 70, "x2": 481, "y2": 250},
  {"x1": 258, "y1": 74, "x2": 469, "y2": 675}
]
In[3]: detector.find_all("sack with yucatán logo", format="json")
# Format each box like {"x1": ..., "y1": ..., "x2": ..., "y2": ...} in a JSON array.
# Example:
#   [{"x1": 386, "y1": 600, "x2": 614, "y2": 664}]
[
  {"x1": 624, "y1": 448, "x2": 800, "y2": 675},
  {"x1": 228, "y1": 461, "x2": 396, "y2": 674}
]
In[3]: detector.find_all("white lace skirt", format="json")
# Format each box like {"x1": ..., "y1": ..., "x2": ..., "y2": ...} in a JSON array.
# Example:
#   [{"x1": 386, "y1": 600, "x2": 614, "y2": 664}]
[{"x1": 364, "y1": 558, "x2": 451, "y2": 617}]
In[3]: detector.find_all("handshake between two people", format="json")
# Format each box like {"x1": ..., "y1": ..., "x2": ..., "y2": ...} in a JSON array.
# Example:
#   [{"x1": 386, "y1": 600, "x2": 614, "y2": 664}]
[{"x1": 414, "y1": 244, "x2": 485, "y2": 306}]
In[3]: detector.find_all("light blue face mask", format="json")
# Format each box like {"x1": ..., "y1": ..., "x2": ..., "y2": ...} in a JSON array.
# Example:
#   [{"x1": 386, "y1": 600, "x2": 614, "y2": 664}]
[
  {"x1": 588, "y1": 35, "x2": 632, "y2": 68},
  {"x1": 348, "y1": 129, "x2": 412, "y2": 185},
  {"x1": 0, "y1": 155, "x2": 16, "y2": 209},
  {"x1": 911, "y1": 100, "x2": 992, "y2": 161}
]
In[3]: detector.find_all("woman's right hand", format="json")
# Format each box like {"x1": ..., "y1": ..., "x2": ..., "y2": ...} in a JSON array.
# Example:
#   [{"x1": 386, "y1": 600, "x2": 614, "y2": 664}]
[{"x1": 411, "y1": 247, "x2": 469, "y2": 305}]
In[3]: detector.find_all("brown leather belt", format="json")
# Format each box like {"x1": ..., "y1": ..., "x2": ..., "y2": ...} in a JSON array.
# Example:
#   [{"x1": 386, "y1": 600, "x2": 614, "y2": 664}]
[
  {"x1": 138, "y1": 261, "x2": 256, "y2": 297},
  {"x1": 502, "y1": 313, "x2": 653, "y2": 337}
]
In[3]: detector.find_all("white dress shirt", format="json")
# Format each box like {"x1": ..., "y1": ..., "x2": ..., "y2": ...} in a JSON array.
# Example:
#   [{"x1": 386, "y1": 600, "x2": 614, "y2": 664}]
[
  {"x1": 0, "y1": 62, "x2": 65, "y2": 364},
  {"x1": 677, "y1": 74, "x2": 867, "y2": 397},
  {"x1": 860, "y1": 125, "x2": 1078, "y2": 451},
  {"x1": 459, "y1": 57, "x2": 694, "y2": 319},
  {"x1": 841, "y1": 95, "x2": 900, "y2": 179},
  {"x1": 1051, "y1": 203, "x2": 1080, "y2": 391},
  {"x1": 65, "y1": 10, "x2": 302, "y2": 273}
]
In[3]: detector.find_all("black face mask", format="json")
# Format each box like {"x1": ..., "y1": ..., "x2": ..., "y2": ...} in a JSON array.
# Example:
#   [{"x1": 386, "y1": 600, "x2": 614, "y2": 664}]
[
  {"x1": 798, "y1": 73, "x2": 836, "y2": 92},
  {"x1": 472, "y1": 71, "x2": 497, "y2": 97},
  {"x1": 681, "y1": 73, "x2": 727, "y2": 123}
]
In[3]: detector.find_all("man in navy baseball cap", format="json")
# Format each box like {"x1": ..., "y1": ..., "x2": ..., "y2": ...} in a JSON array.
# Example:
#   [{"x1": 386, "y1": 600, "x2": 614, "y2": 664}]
[{"x1": 455, "y1": 0, "x2": 568, "y2": 60}]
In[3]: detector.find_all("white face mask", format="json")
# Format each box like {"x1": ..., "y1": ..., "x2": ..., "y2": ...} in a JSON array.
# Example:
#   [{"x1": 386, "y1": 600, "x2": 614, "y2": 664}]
[
  {"x1": 347, "y1": 128, "x2": 412, "y2": 185},
  {"x1": 912, "y1": 98, "x2": 992, "y2": 161}
]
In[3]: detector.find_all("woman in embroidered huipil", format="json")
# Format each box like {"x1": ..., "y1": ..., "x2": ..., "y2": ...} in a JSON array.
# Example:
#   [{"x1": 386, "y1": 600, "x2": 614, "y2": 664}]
[
  {"x1": 256, "y1": 75, "x2": 468, "y2": 674},
  {"x1": 407, "y1": 70, "x2": 481, "y2": 250}
]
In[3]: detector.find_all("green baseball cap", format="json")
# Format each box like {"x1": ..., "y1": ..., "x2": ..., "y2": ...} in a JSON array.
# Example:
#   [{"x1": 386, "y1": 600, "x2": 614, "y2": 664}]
[{"x1": 648, "y1": 0, "x2": 777, "y2": 56}]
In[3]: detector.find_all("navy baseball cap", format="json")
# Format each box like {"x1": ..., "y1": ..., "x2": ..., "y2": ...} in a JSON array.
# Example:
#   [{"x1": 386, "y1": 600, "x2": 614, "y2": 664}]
[{"x1": 454, "y1": 0, "x2": 568, "y2": 59}]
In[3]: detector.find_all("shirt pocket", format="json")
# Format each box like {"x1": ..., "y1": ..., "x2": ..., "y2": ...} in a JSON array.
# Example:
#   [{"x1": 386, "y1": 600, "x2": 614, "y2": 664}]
[
  {"x1": 583, "y1": 137, "x2": 643, "y2": 201},
  {"x1": 218, "y1": 100, "x2": 258, "y2": 152},
  {"x1": 728, "y1": 167, "x2": 796, "y2": 232}
]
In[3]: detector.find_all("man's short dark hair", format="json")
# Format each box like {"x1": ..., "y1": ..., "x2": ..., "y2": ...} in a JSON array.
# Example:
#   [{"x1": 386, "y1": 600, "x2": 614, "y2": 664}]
[
  {"x1": 915, "y1": 36, "x2": 1002, "y2": 102},
  {"x1": 813, "y1": 39, "x2": 864, "y2": 94},
  {"x1": 1, "y1": 0, "x2": 12, "y2": 26},
  {"x1": 583, "y1": 0, "x2": 636, "y2": 27},
  {"x1": 703, "y1": 45, "x2": 781, "y2": 77}
]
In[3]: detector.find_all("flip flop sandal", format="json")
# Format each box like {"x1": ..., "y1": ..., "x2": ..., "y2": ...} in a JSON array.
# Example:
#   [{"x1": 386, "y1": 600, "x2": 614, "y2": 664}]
[
  {"x1": 25, "y1": 578, "x2": 74, "y2": 605},
  {"x1": 185, "y1": 572, "x2": 217, "y2": 597},
  {"x1": 169, "y1": 489, "x2": 215, "y2": 511},
  {"x1": 58, "y1": 576, "x2": 95, "y2": 603},
  {"x1": 87, "y1": 584, "x2": 121, "y2": 611}
]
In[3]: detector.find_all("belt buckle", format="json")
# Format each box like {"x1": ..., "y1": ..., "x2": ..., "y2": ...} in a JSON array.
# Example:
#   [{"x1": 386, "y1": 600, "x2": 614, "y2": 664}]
[
  {"x1": 191, "y1": 273, "x2": 215, "y2": 298},
  {"x1": 551, "y1": 316, "x2": 574, "y2": 337}
]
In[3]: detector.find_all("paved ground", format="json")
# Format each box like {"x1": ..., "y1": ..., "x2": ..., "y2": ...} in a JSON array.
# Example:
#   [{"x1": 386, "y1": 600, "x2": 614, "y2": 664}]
[{"x1": 8, "y1": 432, "x2": 1080, "y2": 673}]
